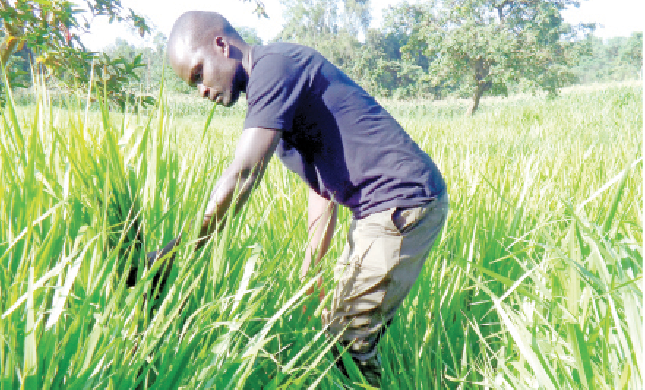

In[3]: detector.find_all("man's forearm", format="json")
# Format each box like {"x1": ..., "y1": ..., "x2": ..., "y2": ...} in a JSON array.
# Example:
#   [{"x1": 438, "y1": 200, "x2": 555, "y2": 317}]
[
  {"x1": 140, "y1": 128, "x2": 280, "y2": 290},
  {"x1": 301, "y1": 193, "x2": 337, "y2": 280},
  {"x1": 199, "y1": 127, "x2": 281, "y2": 246},
  {"x1": 140, "y1": 171, "x2": 255, "y2": 286},
  {"x1": 199, "y1": 166, "x2": 257, "y2": 245}
]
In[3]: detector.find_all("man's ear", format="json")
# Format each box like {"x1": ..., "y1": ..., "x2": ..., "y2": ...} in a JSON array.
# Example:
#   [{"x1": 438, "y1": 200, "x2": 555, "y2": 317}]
[{"x1": 214, "y1": 36, "x2": 229, "y2": 57}]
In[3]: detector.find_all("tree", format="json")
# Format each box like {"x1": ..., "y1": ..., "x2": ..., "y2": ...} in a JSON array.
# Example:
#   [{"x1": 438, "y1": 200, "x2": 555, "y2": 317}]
[
  {"x1": 354, "y1": 3, "x2": 434, "y2": 98},
  {"x1": 236, "y1": 26, "x2": 263, "y2": 46},
  {"x1": 405, "y1": 0, "x2": 594, "y2": 115},
  {"x1": 0, "y1": 0, "x2": 269, "y2": 108},
  {"x1": 620, "y1": 32, "x2": 643, "y2": 79},
  {"x1": 102, "y1": 33, "x2": 193, "y2": 97},
  {"x1": 573, "y1": 33, "x2": 643, "y2": 84},
  {"x1": 342, "y1": 0, "x2": 371, "y2": 38},
  {"x1": 0, "y1": 0, "x2": 155, "y2": 108},
  {"x1": 276, "y1": 0, "x2": 367, "y2": 73},
  {"x1": 0, "y1": 0, "x2": 151, "y2": 108}
]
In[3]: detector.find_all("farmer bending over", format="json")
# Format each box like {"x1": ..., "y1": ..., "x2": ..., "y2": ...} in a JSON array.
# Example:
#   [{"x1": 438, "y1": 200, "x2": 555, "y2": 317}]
[{"x1": 162, "y1": 11, "x2": 449, "y2": 386}]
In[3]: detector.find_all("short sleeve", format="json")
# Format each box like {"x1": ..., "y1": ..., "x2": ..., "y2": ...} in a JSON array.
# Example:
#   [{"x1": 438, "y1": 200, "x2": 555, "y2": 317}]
[{"x1": 244, "y1": 54, "x2": 305, "y2": 132}]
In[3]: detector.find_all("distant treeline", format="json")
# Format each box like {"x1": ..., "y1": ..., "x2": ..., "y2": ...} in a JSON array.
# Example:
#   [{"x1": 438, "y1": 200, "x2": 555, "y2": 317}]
[
  {"x1": 573, "y1": 35, "x2": 643, "y2": 84},
  {"x1": 100, "y1": 30, "x2": 641, "y2": 102},
  {"x1": 9, "y1": 1, "x2": 643, "y2": 113}
]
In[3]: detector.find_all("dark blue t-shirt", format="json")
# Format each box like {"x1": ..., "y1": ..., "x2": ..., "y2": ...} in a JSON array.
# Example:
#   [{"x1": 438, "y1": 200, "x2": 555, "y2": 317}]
[{"x1": 244, "y1": 43, "x2": 445, "y2": 219}]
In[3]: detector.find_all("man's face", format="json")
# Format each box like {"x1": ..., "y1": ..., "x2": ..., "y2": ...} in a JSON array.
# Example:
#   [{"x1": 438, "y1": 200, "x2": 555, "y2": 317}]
[{"x1": 169, "y1": 37, "x2": 242, "y2": 106}]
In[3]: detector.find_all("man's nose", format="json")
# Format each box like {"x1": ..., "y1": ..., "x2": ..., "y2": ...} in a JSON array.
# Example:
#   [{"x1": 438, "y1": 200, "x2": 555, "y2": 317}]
[{"x1": 197, "y1": 84, "x2": 209, "y2": 98}]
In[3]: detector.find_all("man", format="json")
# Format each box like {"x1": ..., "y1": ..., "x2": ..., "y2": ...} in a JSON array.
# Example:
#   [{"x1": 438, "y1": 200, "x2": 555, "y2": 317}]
[{"x1": 164, "y1": 11, "x2": 448, "y2": 386}]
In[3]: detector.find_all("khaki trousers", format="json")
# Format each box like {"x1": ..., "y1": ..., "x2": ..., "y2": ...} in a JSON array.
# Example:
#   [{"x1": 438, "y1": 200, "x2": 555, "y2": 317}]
[{"x1": 325, "y1": 192, "x2": 449, "y2": 360}]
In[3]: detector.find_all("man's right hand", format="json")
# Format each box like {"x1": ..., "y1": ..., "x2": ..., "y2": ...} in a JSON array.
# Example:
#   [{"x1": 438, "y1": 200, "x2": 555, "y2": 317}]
[
  {"x1": 146, "y1": 237, "x2": 180, "y2": 267},
  {"x1": 126, "y1": 237, "x2": 180, "y2": 289},
  {"x1": 146, "y1": 237, "x2": 180, "y2": 294}
]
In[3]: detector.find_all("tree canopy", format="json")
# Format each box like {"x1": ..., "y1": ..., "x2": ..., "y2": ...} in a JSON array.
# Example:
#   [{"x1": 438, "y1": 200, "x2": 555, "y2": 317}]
[
  {"x1": 402, "y1": 0, "x2": 595, "y2": 114},
  {"x1": 276, "y1": 0, "x2": 369, "y2": 71},
  {"x1": 4, "y1": 0, "x2": 641, "y2": 115},
  {"x1": 270, "y1": 0, "x2": 612, "y2": 114},
  {"x1": 0, "y1": 0, "x2": 154, "y2": 109}
]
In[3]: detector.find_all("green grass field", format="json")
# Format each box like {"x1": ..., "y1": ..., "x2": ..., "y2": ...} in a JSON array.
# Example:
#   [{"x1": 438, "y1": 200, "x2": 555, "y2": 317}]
[{"x1": 0, "y1": 80, "x2": 642, "y2": 389}]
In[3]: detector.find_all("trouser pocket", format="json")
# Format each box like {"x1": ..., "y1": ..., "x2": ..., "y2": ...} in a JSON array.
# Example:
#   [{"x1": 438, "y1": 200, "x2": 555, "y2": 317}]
[{"x1": 391, "y1": 204, "x2": 431, "y2": 234}]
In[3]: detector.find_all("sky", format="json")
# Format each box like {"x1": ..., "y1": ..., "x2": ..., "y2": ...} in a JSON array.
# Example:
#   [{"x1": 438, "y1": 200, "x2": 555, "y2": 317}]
[{"x1": 80, "y1": 0, "x2": 644, "y2": 51}]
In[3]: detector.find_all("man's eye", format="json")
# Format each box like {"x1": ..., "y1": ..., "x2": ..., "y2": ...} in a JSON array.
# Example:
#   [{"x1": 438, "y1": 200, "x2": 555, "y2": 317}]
[{"x1": 192, "y1": 68, "x2": 203, "y2": 85}]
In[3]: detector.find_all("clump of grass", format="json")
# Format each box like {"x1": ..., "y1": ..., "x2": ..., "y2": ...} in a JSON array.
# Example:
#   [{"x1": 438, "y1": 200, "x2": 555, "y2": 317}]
[
  {"x1": 0, "y1": 72, "x2": 342, "y2": 389},
  {"x1": 0, "y1": 72, "x2": 641, "y2": 389}
]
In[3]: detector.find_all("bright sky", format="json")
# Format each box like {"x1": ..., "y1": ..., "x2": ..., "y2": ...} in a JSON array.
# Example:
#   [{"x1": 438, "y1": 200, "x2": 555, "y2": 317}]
[{"x1": 81, "y1": 0, "x2": 644, "y2": 51}]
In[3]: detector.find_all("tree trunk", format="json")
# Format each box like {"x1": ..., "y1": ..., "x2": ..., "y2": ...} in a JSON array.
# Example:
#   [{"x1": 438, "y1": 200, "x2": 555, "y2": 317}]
[
  {"x1": 467, "y1": 58, "x2": 491, "y2": 116},
  {"x1": 467, "y1": 82, "x2": 485, "y2": 116}
]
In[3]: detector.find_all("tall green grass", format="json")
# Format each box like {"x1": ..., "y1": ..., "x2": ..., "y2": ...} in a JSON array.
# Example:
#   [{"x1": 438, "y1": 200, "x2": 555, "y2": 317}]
[{"x1": 0, "y1": 76, "x2": 641, "y2": 389}]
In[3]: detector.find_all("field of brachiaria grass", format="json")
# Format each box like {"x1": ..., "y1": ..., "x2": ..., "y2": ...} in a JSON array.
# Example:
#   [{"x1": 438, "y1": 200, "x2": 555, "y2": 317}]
[{"x1": 0, "y1": 81, "x2": 641, "y2": 389}]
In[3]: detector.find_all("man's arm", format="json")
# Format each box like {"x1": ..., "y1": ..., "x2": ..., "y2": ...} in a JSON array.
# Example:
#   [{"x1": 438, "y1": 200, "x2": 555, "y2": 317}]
[
  {"x1": 301, "y1": 188, "x2": 337, "y2": 282},
  {"x1": 199, "y1": 127, "x2": 282, "y2": 243},
  {"x1": 138, "y1": 128, "x2": 280, "y2": 288}
]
